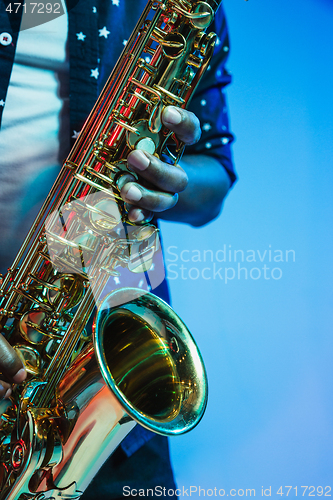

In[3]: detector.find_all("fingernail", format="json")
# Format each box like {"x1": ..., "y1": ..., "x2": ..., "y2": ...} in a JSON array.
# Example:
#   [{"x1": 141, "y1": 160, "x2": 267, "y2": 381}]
[
  {"x1": 130, "y1": 210, "x2": 145, "y2": 223},
  {"x1": 163, "y1": 107, "x2": 182, "y2": 125},
  {"x1": 128, "y1": 151, "x2": 150, "y2": 171},
  {"x1": 126, "y1": 185, "x2": 142, "y2": 203},
  {"x1": 4, "y1": 388, "x2": 12, "y2": 399},
  {"x1": 13, "y1": 368, "x2": 27, "y2": 384}
]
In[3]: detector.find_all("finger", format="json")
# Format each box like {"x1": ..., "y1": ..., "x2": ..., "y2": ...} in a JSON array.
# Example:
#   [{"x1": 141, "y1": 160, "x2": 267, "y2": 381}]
[
  {"x1": 0, "y1": 380, "x2": 12, "y2": 399},
  {"x1": 120, "y1": 181, "x2": 178, "y2": 213},
  {"x1": 126, "y1": 207, "x2": 154, "y2": 224},
  {"x1": 162, "y1": 106, "x2": 201, "y2": 145},
  {"x1": 127, "y1": 150, "x2": 188, "y2": 194},
  {"x1": 0, "y1": 335, "x2": 27, "y2": 384}
]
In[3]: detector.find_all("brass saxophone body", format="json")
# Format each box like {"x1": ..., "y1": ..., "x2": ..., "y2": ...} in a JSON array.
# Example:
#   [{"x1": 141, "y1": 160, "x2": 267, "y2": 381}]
[{"x1": 0, "y1": 0, "x2": 221, "y2": 497}]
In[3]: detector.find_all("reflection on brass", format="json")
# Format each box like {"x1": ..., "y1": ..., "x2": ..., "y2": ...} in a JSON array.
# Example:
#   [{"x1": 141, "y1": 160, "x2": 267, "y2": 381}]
[
  {"x1": 47, "y1": 275, "x2": 84, "y2": 310},
  {"x1": 95, "y1": 289, "x2": 207, "y2": 435},
  {"x1": 88, "y1": 198, "x2": 122, "y2": 231},
  {"x1": 13, "y1": 345, "x2": 41, "y2": 376},
  {"x1": 161, "y1": 33, "x2": 186, "y2": 59},
  {"x1": 19, "y1": 310, "x2": 47, "y2": 344},
  {"x1": 0, "y1": 0, "x2": 222, "y2": 496},
  {"x1": 103, "y1": 312, "x2": 182, "y2": 421}
]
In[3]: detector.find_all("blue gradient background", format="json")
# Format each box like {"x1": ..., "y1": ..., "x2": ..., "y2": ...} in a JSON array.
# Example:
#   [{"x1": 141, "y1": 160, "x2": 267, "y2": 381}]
[{"x1": 160, "y1": 0, "x2": 333, "y2": 496}]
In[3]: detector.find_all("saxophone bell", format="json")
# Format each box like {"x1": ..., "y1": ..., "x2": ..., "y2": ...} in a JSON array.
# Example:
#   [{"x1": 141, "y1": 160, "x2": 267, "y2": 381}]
[{"x1": 94, "y1": 288, "x2": 207, "y2": 435}]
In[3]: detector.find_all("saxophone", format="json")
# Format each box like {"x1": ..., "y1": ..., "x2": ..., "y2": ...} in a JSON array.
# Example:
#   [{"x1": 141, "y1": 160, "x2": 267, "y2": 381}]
[{"x1": 0, "y1": 0, "x2": 221, "y2": 497}]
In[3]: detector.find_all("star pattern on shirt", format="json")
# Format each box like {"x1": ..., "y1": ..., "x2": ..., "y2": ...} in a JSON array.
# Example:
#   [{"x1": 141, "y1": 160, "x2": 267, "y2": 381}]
[
  {"x1": 76, "y1": 32, "x2": 86, "y2": 41},
  {"x1": 221, "y1": 137, "x2": 229, "y2": 145},
  {"x1": 202, "y1": 123, "x2": 211, "y2": 132},
  {"x1": 72, "y1": 130, "x2": 80, "y2": 139},
  {"x1": 114, "y1": 276, "x2": 120, "y2": 285},
  {"x1": 92, "y1": 6, "x2": 97, "y2": 13},
  {"x1": 90, "y1": 67, "x2": 99, "y2": 79},
  {"x1": 99, "y1": 26, "x2": 110, "y2": 39},
  {"x1": 0, "y1": 99, "x2": 5, "y2": 107},
  {"x1": 122, "y1": 39, "x2": 127, "y2": 46},
  {"x1": 112, "y1": 0, "x2": 120, "y2": 6}
]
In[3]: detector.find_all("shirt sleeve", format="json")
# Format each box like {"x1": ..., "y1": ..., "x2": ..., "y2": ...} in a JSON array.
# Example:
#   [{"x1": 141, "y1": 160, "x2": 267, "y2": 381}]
[{"x1": 186, "y1": 5, "x2": 236, "y2": 186}]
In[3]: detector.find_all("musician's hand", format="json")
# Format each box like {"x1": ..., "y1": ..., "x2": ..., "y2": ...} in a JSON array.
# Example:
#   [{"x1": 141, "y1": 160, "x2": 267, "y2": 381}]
[
  {"x1": 0, "y1": 336, "x2": 27, "y2": 399},
  {"x1": 119, "y1": 106, "x2": 201, "y2": 223}
]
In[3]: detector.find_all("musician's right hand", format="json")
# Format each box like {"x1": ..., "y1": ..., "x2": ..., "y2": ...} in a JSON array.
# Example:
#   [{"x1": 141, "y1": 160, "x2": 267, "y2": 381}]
[{"x1": 0, "y1": 336, "x2": 27, "y2": 399}]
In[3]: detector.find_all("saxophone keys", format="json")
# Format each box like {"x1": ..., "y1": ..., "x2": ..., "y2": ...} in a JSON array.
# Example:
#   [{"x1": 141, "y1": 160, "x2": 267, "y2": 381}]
[
  {"x1": 135, "y1": 137, "x2": 156, "y2": 154},
  {"x1": 161, "y1": 32, "x2": 186, "y2": 59},
  {"x1": 189, "y1": 2, "x2": 214, "y2": 29},
  {"x1": 127, "y1": 225, "x2": 160, "y2": 273},
  {"x1": 127, "y1": 119, "x2": 160, "y2": 154},
  {"x1": 47, "y1": 275, "x2": 84, "y2": 311},
  {"x1": 194, "y1": 31, "x2": 216, "y2": 57},
  {"x1": 87, "y1": 197, "x2": 122, "y2": 231},
  {"x1": 137, "y1": 57, "x2": 157, "y2": 76},
  {"x1": 19, "y1": 310, "x2": 48, "y2": 345},
  {"x1": 148, "y1": 100, "x2": 163, "y2": 134},
  {"x1": 170, "y1": 1, "x2": 214, "y2": 29},
  {"x1": 13, "y1": 344, "x2": 41, "y2": 376},
  {"x1": 186, "y1": 53, "x2": 202, "y2": 69}
]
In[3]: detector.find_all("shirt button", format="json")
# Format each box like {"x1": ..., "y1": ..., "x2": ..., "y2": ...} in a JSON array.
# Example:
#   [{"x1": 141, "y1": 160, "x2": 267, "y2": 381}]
[{"x1": 0, "y1": 33, "x2": 12, "y2": 46}]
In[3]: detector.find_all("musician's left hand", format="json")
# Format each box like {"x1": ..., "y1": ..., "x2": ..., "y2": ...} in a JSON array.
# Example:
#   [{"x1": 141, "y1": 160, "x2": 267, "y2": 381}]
[
  {"x1": 119, "y1": 105, "x2": 231, "y2": 226},
  {"x1": 119, "y1": 106, "x2": 200, "y2": 223}
]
